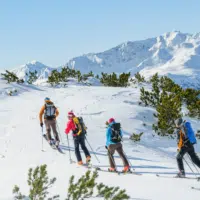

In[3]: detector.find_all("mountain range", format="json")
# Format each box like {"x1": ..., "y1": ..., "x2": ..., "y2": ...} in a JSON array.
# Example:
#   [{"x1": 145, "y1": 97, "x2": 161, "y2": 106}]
[{"x1": 10, "y1": 31, "x2": 200, "y2": 88}]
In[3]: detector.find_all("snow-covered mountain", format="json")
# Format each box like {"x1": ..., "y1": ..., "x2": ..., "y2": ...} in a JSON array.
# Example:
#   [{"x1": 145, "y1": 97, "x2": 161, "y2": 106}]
[
  {"x1": 12, "y1": 61, "x2": 54, "y2": 82},
  {"x1": 11, "y1": 31, "x2": 200, "y2": 88},
  {"x1": 65, "y1": 31, "x2": 200, "y2": 88}
]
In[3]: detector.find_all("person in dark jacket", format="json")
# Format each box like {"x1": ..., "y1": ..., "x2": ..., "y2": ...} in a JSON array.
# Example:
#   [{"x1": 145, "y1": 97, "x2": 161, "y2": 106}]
[
  {"x1": 175, "y1": 118, "x2": 200, "y2": 177},
  {"x1": 106, "y1": 118, "x2": 130, "y2": 172}
]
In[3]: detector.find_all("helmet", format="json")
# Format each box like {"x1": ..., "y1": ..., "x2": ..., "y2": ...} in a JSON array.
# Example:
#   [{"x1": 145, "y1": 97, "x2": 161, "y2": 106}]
[
  {"x1": 175, "y1": 118, "x2": 183, "y2": 127},
  {"x1": 45, "y1": 97, "x2": 50, "y2": 101},
  {"x1": 108, "y1": 118, "x2": 115, "y2": 124}
]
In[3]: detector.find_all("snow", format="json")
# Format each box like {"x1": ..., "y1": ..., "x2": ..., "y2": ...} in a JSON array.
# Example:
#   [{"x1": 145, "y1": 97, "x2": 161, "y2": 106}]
[{"x1": 0, "y1": 82, "x2": 200, "y2": 200}]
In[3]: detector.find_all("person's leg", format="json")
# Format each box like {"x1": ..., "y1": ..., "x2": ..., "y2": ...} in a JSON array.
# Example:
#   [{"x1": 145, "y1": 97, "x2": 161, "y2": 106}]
[
  {"x1": 116, "y1": 143, "x2": 129, "y2": 167},
  {"x1": 74, "y1": 138, "x2": 82, "y2": 162},
  {"x1": 188, "y1": 144, "x2": 200, "y2": 168},
  {"x1": 79, "y1": 137, "x2": 90, "y2": 158},
  {"x1": 108, "y1": 144, "x2": 116, "y2": 169},
  {"x1": 44, "y1": 120, "x2": 51, "y2": 142},
  {"x1": 176, "y1": 146, "x2": 187, "y2": 174},
  {"x1": 50, "y1": 120, "x2": 60, "y2": 143}
]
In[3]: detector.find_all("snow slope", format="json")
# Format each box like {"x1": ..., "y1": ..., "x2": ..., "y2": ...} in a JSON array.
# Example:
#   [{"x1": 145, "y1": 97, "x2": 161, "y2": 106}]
[{"x1": 0, "y1": 84, "x2": 200, "y2": 200}]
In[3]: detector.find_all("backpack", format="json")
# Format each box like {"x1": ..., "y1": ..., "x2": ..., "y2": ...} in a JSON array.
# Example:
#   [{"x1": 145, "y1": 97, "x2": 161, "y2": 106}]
[
  {"x1": 44, "y1": 103, "x2": 56, "y2": 120},
  {"x1": 184, "y1": 122, "x2": 197, "y2": 144},
  {"x1": 73, "y1": 117, "x2": 87, "y2": 136},
  {"x1": 110, "y1": 123, "x2": 122, "y2": 143}
]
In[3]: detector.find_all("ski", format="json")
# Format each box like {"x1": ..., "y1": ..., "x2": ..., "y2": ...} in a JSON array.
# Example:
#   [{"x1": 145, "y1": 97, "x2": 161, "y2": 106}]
[
  {"x1": 91, "y1": 168, "x2": 141, "y2": 176},
  {"x1": 55, "y1": 146, "x2": 65, "y2": 154},
  {"x1": 43, "y1": 134, "x2": 64, "y2": 153},
  {"x1": 0, "y1": 154, "x2": 5, "y2": 158},
  {"x1": 156, "y1": 174, "x2": 200, "y2": 180},
  {"x1": 119, "y1": 170, "x2": 142, "y2": 176},
  {"x1": 191, "y1": 187, "x2": 200, "y2": 190},
  {"x1": 81, "y1": 162, "x2": 101, "y2": 171}
]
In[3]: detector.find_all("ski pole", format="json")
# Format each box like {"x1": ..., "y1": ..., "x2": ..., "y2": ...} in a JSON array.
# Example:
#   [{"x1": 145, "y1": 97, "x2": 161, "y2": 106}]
[
  {"x1": 187, "y1": 153, "x2": 200, "y2": 174},
  {"x1": 41, "y1": 127, "x2": 45, "y2": 152},
  {"x1": 56, "y1": 121, "x2": 63, "y2": 144},
  {"x1": 66, "y1": 134, "x2": 73, "y2": 164},
  {"x1": 122, "y1": 149, "x2": 134, "y2": 170},
  {"x1": 85, "y1": 137, "x2": 100, "y2": 163},
  {"x1": 183, "y1": 156, "x2": 197, "y2": 177},
  {"x1": 106, "y1": 146, "x2": 118, "y2": 171}
]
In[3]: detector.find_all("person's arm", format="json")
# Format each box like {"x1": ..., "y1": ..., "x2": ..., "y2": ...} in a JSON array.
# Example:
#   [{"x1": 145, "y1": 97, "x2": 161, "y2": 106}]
[
  {"x1": 65, "y1": 121, "x2": 71, "y2": 134},
  {"x1": 120, "y1": 130, "x2": 123, "y2": 138},
  {"x1": 65, "y1": 120, "x2": 76, "y2": 134},
  {"x1": 106, "y1": 128, "x2": 111, "y2": 147},
  {"x1": 39, "y1": 106, "x2": 45, "y2": 123},
  {"x1": 55, "y1": 108, "x2": 59, "y2": 118},
  {"x1": 176, "y1": 129, "x2": 180, "y2": 144}
]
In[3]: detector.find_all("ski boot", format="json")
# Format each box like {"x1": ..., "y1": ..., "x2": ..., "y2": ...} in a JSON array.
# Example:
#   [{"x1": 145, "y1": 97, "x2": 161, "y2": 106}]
[
  {"x1": 122, "y1": 166, "x2": 131, "y2": 173},
  {"x1": 175, "y1": 171, "x2": 185, "y2": 178},
  {"x1": 108, "y1": 167, "x2": 117, "y2": 172}
]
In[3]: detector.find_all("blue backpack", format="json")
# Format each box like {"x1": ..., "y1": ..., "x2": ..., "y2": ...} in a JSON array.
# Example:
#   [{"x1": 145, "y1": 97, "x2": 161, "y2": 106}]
[{"x1": 184, "y1": 122, "x2": 197, "y2": 144}]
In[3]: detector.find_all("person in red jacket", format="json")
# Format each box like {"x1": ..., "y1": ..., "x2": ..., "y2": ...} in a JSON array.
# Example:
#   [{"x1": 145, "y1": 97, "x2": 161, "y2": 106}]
[{"x1": 65, "y1": 111, "x2": 91, "y2": 165}]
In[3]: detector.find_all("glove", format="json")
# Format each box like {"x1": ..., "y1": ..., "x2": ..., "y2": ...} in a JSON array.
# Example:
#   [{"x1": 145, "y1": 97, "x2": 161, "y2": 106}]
[{"x1": 40, "y1": 123, "x2": 43, "y2": 127}]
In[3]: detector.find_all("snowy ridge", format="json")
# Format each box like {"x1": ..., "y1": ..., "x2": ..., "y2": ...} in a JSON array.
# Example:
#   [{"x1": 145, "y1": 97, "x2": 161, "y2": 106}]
[
  {"x1": 12, "y1": 61, "x2": 54, "y2": 82},
  {"x1": 11, "y1": 31, "x2": 200, "y2": 88},
  {"x1": 66, "y1": 31, "x2": 200, "y2": 88}
]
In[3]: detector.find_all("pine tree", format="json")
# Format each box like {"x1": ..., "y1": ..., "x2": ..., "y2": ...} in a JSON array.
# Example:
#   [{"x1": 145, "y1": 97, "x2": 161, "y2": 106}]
[
  {"x1": 1, "y1": 70, "x2": 24, "y2": 84},
  {"x1": 134, "y1": 72, "x2": 145, "y2": 83},
  {"x1": 100, "y1": 72, "x2": 130, "y2": 87},
  {"x1": 130, "y1": 132, "x2": 143, "y2": 142},
  {"x1": 66, "y1": 170, "x2": 130, "y2": 200},
  {"x1": 47, "y1": 70, "x2": 61, "y2": 86},
  {"x1": 13, "y1": 165, "x2": 59, "y2": 200},
  {"x1": 66, "y1": 170, "x2": 98, "y2": 200},
  {"x1": 150, "y1": 73, "x2": 160, "y2": 106},
  {"x1": 156, "y1": 93, "x2": 182, "y2": 135},
  {"x1": 27, "y1": 70, "x2": 38, "y2": 84}
]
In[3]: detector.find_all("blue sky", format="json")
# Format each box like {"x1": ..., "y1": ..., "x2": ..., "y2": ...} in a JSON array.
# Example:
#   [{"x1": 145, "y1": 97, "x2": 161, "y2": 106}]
[{"x1": 0, "y1": 0, "x2": 200, "y2": 69}]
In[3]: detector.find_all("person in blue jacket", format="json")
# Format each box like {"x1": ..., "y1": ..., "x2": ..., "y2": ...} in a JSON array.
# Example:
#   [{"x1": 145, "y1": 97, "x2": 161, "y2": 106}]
[{"x1": 106, "y1": 118, "x2": 130, "y2": 172}]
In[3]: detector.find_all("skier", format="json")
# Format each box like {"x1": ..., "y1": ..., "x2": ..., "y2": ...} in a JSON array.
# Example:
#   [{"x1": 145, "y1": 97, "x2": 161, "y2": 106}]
[
  {"x1": 106, "y1": 118, "x2": 130, "y2": 172},
  {"x1": 39, "y1": 97, "x2": 60, "y2": 147},
  {"x1": 175, "y1": 118, "x2": 200, "y2": 177},
  {"x1": 65, "y1": 111, "x2": 91, "y2": 165}
]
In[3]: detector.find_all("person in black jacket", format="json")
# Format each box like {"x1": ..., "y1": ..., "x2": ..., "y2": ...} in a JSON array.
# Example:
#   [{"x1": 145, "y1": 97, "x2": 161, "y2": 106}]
[{"x1": 175, "y1": 118, "x2": 200, "y2": 178}]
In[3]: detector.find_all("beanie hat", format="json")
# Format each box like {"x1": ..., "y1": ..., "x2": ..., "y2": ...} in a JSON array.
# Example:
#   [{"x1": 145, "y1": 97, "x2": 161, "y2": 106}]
[
  {"x1": 45, "y1": 97, "x2": 50, "y2": 101},
  {"x1": 68, "y1": 111, "x2": 75, "y2": 117},
  {"x1": 108, "y1": 118, "x2": 115, "y2": 123}
]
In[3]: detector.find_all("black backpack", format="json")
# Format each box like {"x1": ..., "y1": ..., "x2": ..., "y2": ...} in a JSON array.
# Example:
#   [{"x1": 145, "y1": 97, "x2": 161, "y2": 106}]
[
  {"x1": 111, "y1": 123, "x2": 122, "y2": 143},
  {"x1": 44, "y1": 103, "x2": 56, "y2": 120}
]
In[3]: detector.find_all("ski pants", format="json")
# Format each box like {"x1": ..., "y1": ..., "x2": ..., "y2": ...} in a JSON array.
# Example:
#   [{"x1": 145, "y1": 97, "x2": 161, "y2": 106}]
[
  {"x1": 176, "y1": 143, "x2": 200, "y2": 172},
  {"x1": 108, "y1": 143, "x2": 129, "y2": 169},
  {"x1": 44, "y1": 119, "x2": 60, "y2": 142},
  {"x1": 74, "y1": 136, "x2": 90, "y2": 162}
]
